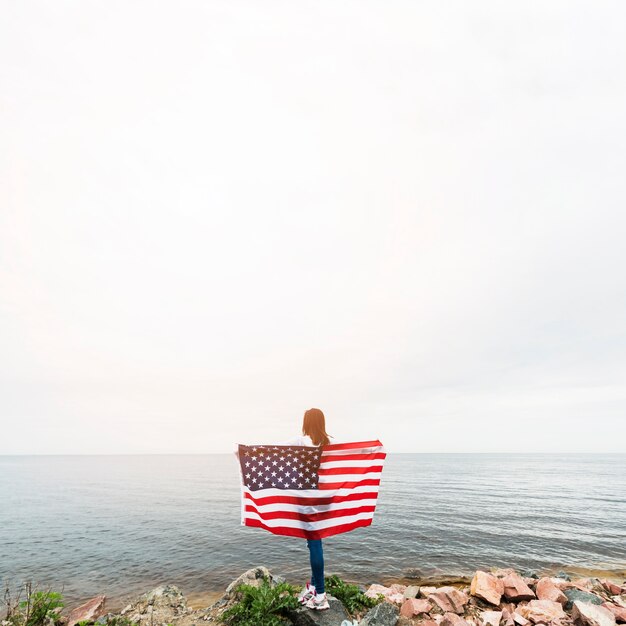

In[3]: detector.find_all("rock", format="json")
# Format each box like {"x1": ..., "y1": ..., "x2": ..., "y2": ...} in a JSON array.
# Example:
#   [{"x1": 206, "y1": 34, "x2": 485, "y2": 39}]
[
  {"x1": 441, "y1": 613, "x2": 472, "y2": 626},
  {"x1": 404, "y1": 586, "x2": 420, "y2": 599},
  {"x1": 421, "y1": 587, "x2": 439, "y2": 597},
  {"x1": 612, "y1": 598, "x2": 626, "y2": 610},
  {"x1": 502, "y1": 574, "x2": 536, "y2": 602},
  {"x1": 564, "y1": 589, "x2": 605, "y2": 610},
  {"x1": 603, "y1": 582, "x2": 625, "y2": 596},
  {"x1": 572, "y1": 601, "x2": 617, "y2": 626},
  {"x1": 68, "y1": 597, "x2": 106, "y2": 626},
  {"x1": 366, "y1": 584, "x2": 405, "y2": 604},
  {"x1": 121, "y1": 585, "x2": 188, "y2": 626},
  {"x1": 572, "y1": 579, "x2": 597, "y2": 592},
  {"x1": 516, "y1": 599, "x2": 566, "y2": 624},
  {"x1": 471, "y1": 572, "x2": 505, "y2": 606},
  {"x1": 520, "y1": 571, "x2": 540, "y2": 580},
  {"x1": 480, "y1": 610, "x2": 503, "y2": 626},
  {"x1": 360, "y1": 601, "x2": 400, "y2": 626},
  {"x1": 512, "y1": 613, "x2": 531, "y2": 626},
  {"x1": 555, "y1": 572, "x2": 572, "y2": 582},
  {"x1": 429, "y1": 587, "x2": 470, "y2": 614},
  {"x1": 535, "y1": 578, "x2": 568, "y2": 605},
  {"x1": 603, "y1": 602, "x2": 626, "y2": 623},
  {"x1": 400, "y1": 598, "x2": 432, "y2": 617},
  {"x1": 404, "y1": 568, "x2": 425, "y2": 579},
  {"x1": 286, "y1": 595, "x2": 349, "y2": 626},
  {"x1": 224, "y1": 566, "x2": 276, "y2": 596}
]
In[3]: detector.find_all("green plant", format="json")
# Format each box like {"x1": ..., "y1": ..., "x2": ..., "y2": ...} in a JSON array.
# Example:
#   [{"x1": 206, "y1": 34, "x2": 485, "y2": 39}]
[
  {"x1": 3, "y1": 583, "x2": 64, "y2": 626},
  {"x1": 220, "y1": 578, "x2": 299, "y2": 626},
  {"x1": 324, "y1": 575, "x2": 382, "y2": 615}
]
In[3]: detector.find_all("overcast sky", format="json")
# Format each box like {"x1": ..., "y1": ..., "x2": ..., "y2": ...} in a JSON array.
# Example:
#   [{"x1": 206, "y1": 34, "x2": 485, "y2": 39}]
[{"x1": 1, "y1": 1, "x2": 625, "y2": 454}]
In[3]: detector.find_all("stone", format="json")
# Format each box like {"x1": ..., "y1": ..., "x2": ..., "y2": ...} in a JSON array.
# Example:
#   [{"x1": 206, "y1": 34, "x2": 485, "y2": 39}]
[
  {"x1": 502, "y1": 574, "x2": 536, "y2": 602},
  {"x1": 555, "y1": 572, "x2": 572, "y2": 582},
  {"x1": 224, "y1": 566, "x2": 276, "y2": 596},
  {"x1": 360, "y1": 601, "x2": 400, "y2": 626},
  {"x1": 472, "y1": 572, "x2": 505, "y2": 606},
  {"x1": 521, "y1": 571, "x2": 540, "y2": 580},
  {"x1": 421, "y1": 587, "x2": 439, "y2": 597},
  {"x1": 366, "y1": 584, "x2": 405, "y2": 604},
  {"x1": 441, "y1": 613, "x2": 472, "y2": 626},
  {"x1": 564, "y1": 589, "x2": 605, "y2": 611},
  {"x1": 429, "y1": 587, "x2": 470, "y2": 614},
  {"x1": 516, "y1": 599, "x2": 566, "y2": 624},
  {"x1": 404, "y1": 586, "x2": 421, "y2": 599},
  {"x1": 68, "y1": 596, "x2": 106, "y2": 626},
  {"x1": 480, "y1": 610, "x2": 503, "y2": 626},
  {"x1": 121, "y1": 585, "x2": 188, "y2": 626},
  {"x1": 603, "y1": 582, "x2": 625, "y2": 596},
  {"x1": 603, "y1": 602, "x2": 626, "y2": 623},
  {"x1": 286, "y1": 595, "x2": 349, "y2": 626},
  {"x1": 400, "y1": 598, "x2": 432, "y2": 617},
  {"x1": 572, "y1": 601, "x2": 617, "y2": 626},
  {"x1": 512, "y1": 613, "x2": 531, "y2": 626},
  {"x1": 535, "y1": 578, "x2": 568, "y2": 605}
]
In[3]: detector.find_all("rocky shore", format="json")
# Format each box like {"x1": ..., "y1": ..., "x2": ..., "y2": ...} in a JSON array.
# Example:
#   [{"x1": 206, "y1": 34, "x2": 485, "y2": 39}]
[{"x1": 22, "y1": 566, "x2": 626, "y2": 626}]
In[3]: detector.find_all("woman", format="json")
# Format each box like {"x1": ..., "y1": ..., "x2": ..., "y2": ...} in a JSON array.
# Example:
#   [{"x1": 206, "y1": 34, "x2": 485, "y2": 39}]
[{"x1": 285, "y1": 408, "x2": 332, "y2": 611}]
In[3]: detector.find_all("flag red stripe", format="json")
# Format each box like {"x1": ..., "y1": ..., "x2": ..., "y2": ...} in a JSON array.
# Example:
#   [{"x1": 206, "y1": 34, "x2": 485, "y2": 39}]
[
  {"x1": 318, "y1": 465, "x2": 384, "y2": 476},
  {"x1": 244, "y1": 490, "x2": 379, "y2": 507},
  {"x1": 244, "y1": 503, "x2": 376, "y2": 522},
  {"x1": 320, "y1": 452, "x2": 386, "y2": 463},
  {"x1": 243, "y1": 516, "x2": 374, "y2": 540}
]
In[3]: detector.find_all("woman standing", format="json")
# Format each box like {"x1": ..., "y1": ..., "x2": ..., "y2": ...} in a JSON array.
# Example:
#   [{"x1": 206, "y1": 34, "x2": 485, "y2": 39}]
[{"x1": 285, "y1": 408, "x2": 332, "y2": 611}]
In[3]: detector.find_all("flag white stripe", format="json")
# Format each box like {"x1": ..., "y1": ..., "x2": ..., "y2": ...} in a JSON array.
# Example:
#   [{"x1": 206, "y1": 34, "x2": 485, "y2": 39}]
[
  {"x1": 320, "y1": 446, "x2": 384, "y2": 456},
  {"x1": 243, "y1": 484, "x2": 379, "y2": 499},
  {"x1": 317, "y1": 471, "x2": 382, "y2": 483},
  {"x1": 245, "y1": 498, "x2": 379, "y2": 514},
  {"x1": 319, "y1": 459, "x2": 385, "y2": 469}
]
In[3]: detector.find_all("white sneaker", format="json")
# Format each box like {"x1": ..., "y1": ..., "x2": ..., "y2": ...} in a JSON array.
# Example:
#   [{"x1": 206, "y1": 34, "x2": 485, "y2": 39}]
[
  {"x1": 298, "y1": 582, "x2": 316, "y2": 605},
  {"x1": 305, "y1": 591, "x2": 329, "y2": 610}
]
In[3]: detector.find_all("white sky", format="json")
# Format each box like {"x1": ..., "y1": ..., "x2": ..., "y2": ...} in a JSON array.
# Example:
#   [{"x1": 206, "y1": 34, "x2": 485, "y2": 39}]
[{"x1": 1, "y1": 1, "x2": 625, "y2": 454}]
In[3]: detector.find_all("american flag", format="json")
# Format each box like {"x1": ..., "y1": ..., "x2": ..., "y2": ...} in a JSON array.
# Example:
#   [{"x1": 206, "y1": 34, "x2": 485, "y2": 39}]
[{"x1": 237, "y1": 440, "x2": 385, "y2": 540}]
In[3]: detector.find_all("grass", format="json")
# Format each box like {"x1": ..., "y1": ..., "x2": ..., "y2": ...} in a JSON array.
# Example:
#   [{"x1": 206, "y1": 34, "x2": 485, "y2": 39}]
[
  {"x1": 323, "y1": 574, "x2": 383, "y2": 615},
  {"x1": 3, "y1": 583, "x2": 64, "y2": 626},
  {"x1": 219, "y1": 578, "x2": 300, "y2": 626}
]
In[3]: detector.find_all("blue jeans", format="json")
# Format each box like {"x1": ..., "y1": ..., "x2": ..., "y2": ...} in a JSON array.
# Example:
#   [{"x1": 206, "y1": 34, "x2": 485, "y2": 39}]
[{"x1": 306, "y1": 538, "x2": 324, "y2": 593}]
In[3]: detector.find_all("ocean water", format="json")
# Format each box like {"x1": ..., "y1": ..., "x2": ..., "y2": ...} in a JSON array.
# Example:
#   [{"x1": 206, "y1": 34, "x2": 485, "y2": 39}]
[{"x1": 1, "y1": 454, "x2": 625, "y2": 609}]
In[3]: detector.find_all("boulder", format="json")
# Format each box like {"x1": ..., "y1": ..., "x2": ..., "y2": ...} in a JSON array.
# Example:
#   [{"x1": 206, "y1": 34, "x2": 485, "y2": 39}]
[
  {"x1": 68, "y1": 596, "x2": 106, "y2": 626},
  {"x1": 480, "y1": 610, "x2": 503, "y2": 626},
  {"x1": 224, "y1": 566, "x2": 277, "y2": 596},
  {"x1": 404, "y1": 585, "x2": 420, "y2": 599},
  {"x1": 286, "y1": 595, "x2": 349, "y2": 626},
  {"x1": 366, "y1": 584, "x2": 405, "y2": 604},
  {"x1": 603, "y1": 582, "x2": 625, "y2": 596},
  {"x1": 535, "y1": 578, "x2": 568, "y2": 605},
  {"x1": 429, "y1": 587, "x2": 470, "y2": 614},
  {"x1": 572, "y1": 601, "x2": 617, "y2": 626},
  {"x1": 421, "y1": 587, "x2": 439, "y2": 597},
  {"x1": 400, "y1": 598, "x2": 432, "y2": 617},
  {"x1": 441, "y1": 612, "x2": 472, "y2": 626},
  {"x1": 555, "y1": 572, "x2": 573, "y2": 582},
  {"x1": 471, "y1": 571, "x2": 505, "y2": 606},
  {"x1": 120, "y1": 585, "x2": 188, "y2": 626},
  {"x1": 564, "y1": 589, "x2": 605, "y2": 610},
  {"x1": 512, "y1": 613, "x2": 531, "y2": 626},
  {"x1": 502, "y1": 574, "x2": 536, "y2": 602},
  {"x1": 516, "y1": 599, "x2": 566, "y2": 624},
  {"x1": 603, "y1": 602, "x2": 626, "y2": 623},
  {"x1": 360, "y1": 601, "x2": 400, "y2": 626}
]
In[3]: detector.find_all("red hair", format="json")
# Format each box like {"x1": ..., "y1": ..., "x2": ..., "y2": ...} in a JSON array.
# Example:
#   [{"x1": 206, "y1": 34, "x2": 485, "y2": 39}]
[{"x1": 302, "y1": 408, "x2": 331, "y2": 447}]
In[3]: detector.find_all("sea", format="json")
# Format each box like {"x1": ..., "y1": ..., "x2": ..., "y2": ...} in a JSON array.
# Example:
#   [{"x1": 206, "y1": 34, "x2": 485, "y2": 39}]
[{"x1": 1, "y1": 454, "x2": 625, "y2": 609}]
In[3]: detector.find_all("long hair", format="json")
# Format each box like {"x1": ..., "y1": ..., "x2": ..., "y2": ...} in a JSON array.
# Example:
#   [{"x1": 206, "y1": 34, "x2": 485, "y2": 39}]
[{"x1": 302, "y1": 408, "x2": 331, "y2": 447}]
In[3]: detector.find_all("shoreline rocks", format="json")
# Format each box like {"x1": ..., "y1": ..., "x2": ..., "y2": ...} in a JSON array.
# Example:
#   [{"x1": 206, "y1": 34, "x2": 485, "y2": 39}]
[{"x1": 53, "y1": 566, "x2": 626, "y2": 626}]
